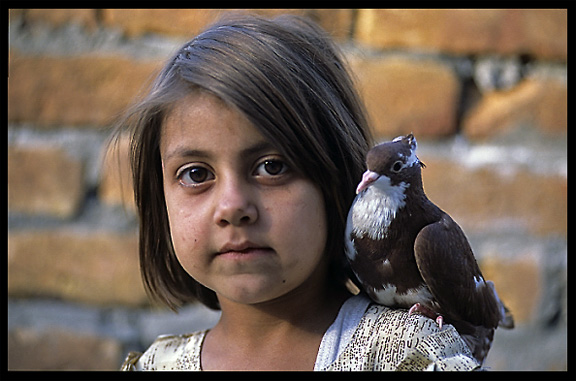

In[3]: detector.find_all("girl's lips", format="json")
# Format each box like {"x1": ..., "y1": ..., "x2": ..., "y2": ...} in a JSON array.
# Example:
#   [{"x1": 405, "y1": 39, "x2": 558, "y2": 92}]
[
  {"x1": 215, "y1": 248, "x2": 275, "y2": 263},
  {"x1": 217, "y1": 242, "x2": 273, "y2": 256},
  {"x1": 217, "y1": 249, "x2": 275, "y2": 261}
]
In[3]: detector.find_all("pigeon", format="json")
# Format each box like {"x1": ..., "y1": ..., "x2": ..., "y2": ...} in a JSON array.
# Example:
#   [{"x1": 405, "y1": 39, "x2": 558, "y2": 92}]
[{"x1": 345, "y1": 133, "x2": 514, "y2": 364}]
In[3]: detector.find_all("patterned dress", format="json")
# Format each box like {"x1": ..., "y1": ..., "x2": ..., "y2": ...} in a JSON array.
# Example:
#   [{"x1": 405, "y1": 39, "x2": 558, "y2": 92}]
[{"x1": 121, "y1": 295, "x2": 479, "y2": 371}]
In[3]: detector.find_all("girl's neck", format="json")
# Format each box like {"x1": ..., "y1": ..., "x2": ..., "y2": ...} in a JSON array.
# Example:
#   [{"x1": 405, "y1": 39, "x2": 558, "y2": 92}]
[
  {"x1": 220, "y1": 279, "x2": 349, "y2": 337},
  {"x1": 202, "y1": 276, "x2": 351, "y2": 370}
]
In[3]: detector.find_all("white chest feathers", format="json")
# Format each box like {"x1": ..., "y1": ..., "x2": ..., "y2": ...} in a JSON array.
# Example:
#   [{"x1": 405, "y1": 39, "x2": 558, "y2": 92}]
[{"x1": 348, "y1": 175, "x2": 409, "y2": 241}]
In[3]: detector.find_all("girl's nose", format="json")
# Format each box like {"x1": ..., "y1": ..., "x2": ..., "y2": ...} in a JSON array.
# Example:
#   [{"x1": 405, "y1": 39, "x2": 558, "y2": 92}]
[{"x1": 213, "y1": 177, "x2": 258, "y2": 227}]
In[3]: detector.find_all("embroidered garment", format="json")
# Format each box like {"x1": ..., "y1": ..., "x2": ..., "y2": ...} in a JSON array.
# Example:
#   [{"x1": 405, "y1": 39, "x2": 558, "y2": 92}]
[
  {"x1": 121, "y1": 294, "x2": 479, "y2": 371},
  {"x1": 314, "y1": 293, "x2": 370, "y2": 369}
]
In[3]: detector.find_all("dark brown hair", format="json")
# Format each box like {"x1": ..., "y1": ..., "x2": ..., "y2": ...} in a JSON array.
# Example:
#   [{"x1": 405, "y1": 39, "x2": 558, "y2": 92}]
[{"x1": 116, "y1": 14, "x2": 373, "y2": 310}]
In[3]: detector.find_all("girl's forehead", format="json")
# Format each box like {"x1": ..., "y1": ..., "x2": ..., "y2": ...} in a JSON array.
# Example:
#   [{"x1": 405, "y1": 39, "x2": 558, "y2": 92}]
[
  {"x1": 161, "y1": 92, "x2": 273, "y2": 159},
  {"x1": 165, "y1": 92, "x2": 233, "y2": 125}
]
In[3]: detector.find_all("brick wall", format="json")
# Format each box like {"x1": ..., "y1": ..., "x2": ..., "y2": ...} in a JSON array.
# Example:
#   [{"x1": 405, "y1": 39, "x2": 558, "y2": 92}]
[{"x1": 8, "y1": 9, "x2": 567, "y2": 370}]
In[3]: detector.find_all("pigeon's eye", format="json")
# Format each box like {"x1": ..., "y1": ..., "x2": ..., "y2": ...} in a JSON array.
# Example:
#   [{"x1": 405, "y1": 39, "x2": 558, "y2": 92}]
[{"x1": 391, "y1": 161, "x2": 404, "y2": 173}]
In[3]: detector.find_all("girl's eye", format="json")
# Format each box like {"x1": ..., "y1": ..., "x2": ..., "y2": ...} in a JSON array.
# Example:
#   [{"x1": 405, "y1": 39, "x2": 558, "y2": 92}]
[
  {"x1": 177, "y1": 166, "x2": 215, "y2": 186},
  {"x1": 254, "y1": 159, "x2": 288, "y2": 177}
]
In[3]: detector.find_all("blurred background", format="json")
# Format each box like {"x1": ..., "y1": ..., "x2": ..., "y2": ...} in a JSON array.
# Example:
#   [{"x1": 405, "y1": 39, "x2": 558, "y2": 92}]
[{"x1": 8, "y1": 9, "x2": 567, "y2": 370}]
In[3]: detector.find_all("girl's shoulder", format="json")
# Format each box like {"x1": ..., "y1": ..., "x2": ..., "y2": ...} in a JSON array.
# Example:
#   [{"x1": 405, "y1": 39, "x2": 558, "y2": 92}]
[
  {"x1": 327, "y1": 302, "x2": 481, "y2": 371},
  {"x1": 121, "y1": 298, "x2": 481, "y2": 371},
  {"x1": 121, "y1": 330, "x2": 207, "y2": 371}
]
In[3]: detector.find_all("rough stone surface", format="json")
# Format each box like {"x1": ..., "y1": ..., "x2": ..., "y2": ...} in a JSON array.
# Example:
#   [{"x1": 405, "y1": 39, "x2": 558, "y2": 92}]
[
  {"x1": 22, "y1": 8, "x2": 100, "y2": 30},
  {"x1": 8, "y1": 146, "x2": 84, "y2": 218},
  {"x1": 419, "y1": 156, "x2": 566, "y2": 238},
  {"x1": 8, "y1": 327, "x2": 122, "y2": 370},
  {"x1": 8, "y1": 51, "x2": 163, "y2": 127},
  {"x1": 7, "y1": 298, "x2": 221, "y2": 370},
  {"x1": 8, "y1": 230, "x2": 146, "y2": 306},
  {"x1": 101, "y1": 8, "x2": 220, "y2": 38},
  {"x1": 463, "y1": 77, "x2": 568, "y2": 140},
  {"x1": 350, "y1": 55, "x2": 460, "y2": 138},
  {"x1": 355, "y1": 9, "x2": 567, "y2": 60}
]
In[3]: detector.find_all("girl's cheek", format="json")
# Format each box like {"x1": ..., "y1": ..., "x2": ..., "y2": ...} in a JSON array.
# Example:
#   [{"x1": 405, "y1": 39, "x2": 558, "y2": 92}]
[{"x1": 165, "y1": 200, "x2": 207, "y2": 264}]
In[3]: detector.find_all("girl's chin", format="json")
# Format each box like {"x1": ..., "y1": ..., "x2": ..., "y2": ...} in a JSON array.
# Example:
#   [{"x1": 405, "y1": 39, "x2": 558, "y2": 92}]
[{"x1": 213, "y1": 276, "x2": 295, "y2": 306}]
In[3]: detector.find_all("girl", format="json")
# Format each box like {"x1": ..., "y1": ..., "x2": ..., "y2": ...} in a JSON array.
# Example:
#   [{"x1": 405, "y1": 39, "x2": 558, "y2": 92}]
[{"x1": 119, "y1": 14, "x2": 479, "y2": 371}]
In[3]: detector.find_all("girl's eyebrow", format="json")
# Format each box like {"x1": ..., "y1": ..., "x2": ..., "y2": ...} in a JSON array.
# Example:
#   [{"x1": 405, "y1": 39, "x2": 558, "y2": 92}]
[
  {"x1": 242, "y1": 141, "x2": 277, "y2": 157},
  {"x1": 163, "y1": 140, "x2": 277, "y2": 162}
]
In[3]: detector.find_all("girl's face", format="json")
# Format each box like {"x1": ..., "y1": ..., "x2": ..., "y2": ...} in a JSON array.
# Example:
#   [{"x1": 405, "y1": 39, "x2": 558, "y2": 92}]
[{"x1": 161, "y1": 92, "x2": 328, "y2": 306}]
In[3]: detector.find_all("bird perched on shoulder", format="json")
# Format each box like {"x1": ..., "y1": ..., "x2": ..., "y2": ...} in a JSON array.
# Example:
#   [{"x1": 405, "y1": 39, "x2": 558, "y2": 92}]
[{"x1": 345, "y1": 133, "x2": 514, "y2": 364}]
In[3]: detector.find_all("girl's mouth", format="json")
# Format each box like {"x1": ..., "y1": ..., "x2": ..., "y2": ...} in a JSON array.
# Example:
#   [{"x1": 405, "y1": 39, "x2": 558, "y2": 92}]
[{"x1": 217, "y1": 241, "x2": 274, "y2": 258}]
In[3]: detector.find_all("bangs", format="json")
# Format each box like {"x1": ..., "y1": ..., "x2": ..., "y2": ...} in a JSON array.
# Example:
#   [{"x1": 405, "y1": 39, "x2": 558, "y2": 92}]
[{"x1": 171, "y1": 15, "x2": 370, "y2": 186}]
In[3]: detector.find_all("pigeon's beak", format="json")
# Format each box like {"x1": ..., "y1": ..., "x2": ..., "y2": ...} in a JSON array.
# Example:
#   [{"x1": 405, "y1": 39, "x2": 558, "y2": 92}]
[{"x1": 356, "y1": 170, "x2": 380, "y2": 194}]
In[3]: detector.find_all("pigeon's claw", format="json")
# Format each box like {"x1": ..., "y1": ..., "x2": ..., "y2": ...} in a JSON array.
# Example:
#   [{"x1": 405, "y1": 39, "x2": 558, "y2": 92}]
[
  {"x1": 435, "y1": 315, "x2": 444, "y2": 330},
  {"x1": 408, "y1": 303, "x2": 444, "y2": 330}
]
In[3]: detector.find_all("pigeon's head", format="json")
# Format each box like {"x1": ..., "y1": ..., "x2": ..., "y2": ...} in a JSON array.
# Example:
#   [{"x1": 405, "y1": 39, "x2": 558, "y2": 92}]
[{"x1": 356, "y1": 134, "x2": 426, "y2": 194}]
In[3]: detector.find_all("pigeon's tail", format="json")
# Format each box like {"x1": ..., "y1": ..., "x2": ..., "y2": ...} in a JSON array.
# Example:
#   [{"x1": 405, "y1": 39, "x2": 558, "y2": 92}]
[
  {"x1": 461, "y1": 326, "x2": 495, "y2": 365},
  {"x1": 454, "y1": 281, "x2": 514, "y2": 365},
  {"x1": 486, "y1": 280, "x2": 514, "y2": 329},
  {"x1": 500, "y1": 303, "x2": 515, "y2": 329}
]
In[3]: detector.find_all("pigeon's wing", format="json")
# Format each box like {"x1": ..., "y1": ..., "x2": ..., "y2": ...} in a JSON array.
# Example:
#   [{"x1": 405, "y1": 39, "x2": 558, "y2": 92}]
[{"x1": 413, "y1": 214, "x2": 501, "y2": 328}]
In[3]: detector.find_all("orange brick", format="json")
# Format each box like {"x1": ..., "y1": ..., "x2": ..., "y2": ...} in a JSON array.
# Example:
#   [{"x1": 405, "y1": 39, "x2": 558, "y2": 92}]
[
  {"x1": 24, "y1": 9, "x2": 100, "y2": 30},
  {"x1": 463, "y1": 78, "x2": 567, "y2": 140},
  {"x1": 254, "y1": 9, "x2": 354, "y2": 40},
  {"x1": 8, "y1": 230, "x2": 146, "y2": 306},
  {"x1": 8, "y1": 328, "x2": 122, "y2": 370},
  {"x1": 101, "y1": 9, "x2": 220, "y2": 38},
  {"x1": 305, "y1": 9, "x2": 355, "y2": 40},
  {"x1": 350, "y1": 56, "x2": 459, "y2": 138},
  {"x1": 8, "y1": 146, "x2": 84, "y2": 218},
  {"x1": 8, "y1": 51, "x2": 163, "y2": 127},
  {"x1": 479, "y1": 255, "x2": 541, "y2": 324},
  {"x1": 420, "y1": 157, "x2": 567, "y2": 237},
  {"x1": 355, "y1": 9, "x2": 567, "y2": 61},
  {"x1": 101, "y1": 9, "x2": 353, "y2": 40},
  {"x1": 356, "y1": 9, "x2": 501, "y2": 54}
]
